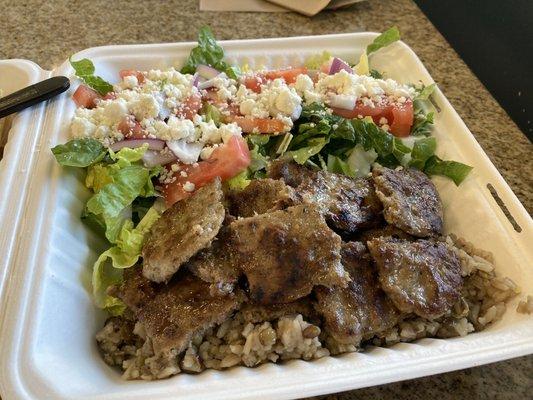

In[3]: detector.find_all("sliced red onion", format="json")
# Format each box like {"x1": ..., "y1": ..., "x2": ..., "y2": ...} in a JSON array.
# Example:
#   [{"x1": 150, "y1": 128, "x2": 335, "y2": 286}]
[
  {"x1": 196, "y1": 64, "x2": 221, "y2": 79},
  {"x1": 192, "y1": 72, "x2": 201, "y2": 88},
  {"x1": 142, "y1": 149, "x2": 178, "y2": 168},
  {"x1": 198, "y1": 79, "x2": 217, "y2": 90},
  {"x1": 166, "y1": 139, "x2": 204, "y2": 164},
  {"x1": 329, "y1": 57, "x2": 353, "y2": 75},
  {"x1": 327, "y1": 94, "x2": 356, "y2": 110},
  {"x1": 110, "y1": 138, "x2": 165, "y2": 152}
]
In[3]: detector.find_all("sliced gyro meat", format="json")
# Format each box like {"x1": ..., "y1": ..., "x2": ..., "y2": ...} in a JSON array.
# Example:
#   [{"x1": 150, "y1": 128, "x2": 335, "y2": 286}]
[
  {"x1": 230, "y1": 204, "x2": 349, "y2": 305},
  {"x1": 186, "y1": 226, "x2": 240, "y2": 296},
  {"x1": 240, "y1": 298, "x2": 317, "y2": 324},
  {"x1": 266, "y1": 159, "x2": 316, "y2": 188},
  {"x1": 314, "y1": 242, "x2": 400, "y2": 345},
  {"x1": 135, "y1": 273, "x2": 244, "y2": 356},
  {"x1": 367, "y1": 237, "x2": 463, "y2": 320},
  {"x1": 142, "y1": 179, "x2": 225, "y2": 283},
  {"x1": 372, "y1": 167, "x2": 443, "y2": 237},
  {"x1": 227, "y1": 178, "x2": 297, "y2": 218},
  {"x1": 356, "y1": 224, "x2": 414, "y2": 243},
  {"x1": 298, "y1": 171, "x2": 383, "y2": 234}
]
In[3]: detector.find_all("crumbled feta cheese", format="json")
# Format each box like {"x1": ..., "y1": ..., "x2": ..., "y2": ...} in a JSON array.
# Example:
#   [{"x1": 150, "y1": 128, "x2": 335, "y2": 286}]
[
  {"x1": 101, "y1": 99, "x2": 128, "y2": 125},
  {"x1": 129, "y1": 93, "x2": 160, "y2": 120},
  {"x1": 122, "y1": 75, "x2": 138, "y2": 89},
  {"x1": 183, "y1": 181, "x2": 195, "y2": 192},
  {"x1": 198, "y1": 120, "x2": 221, "y2": 143},
  {"x1": 219, "y1": 122, "x2": 243, "y2": 144},
  {"x1": 70, "y1": 116, "x2": 97, "y2": 138},
  {"x1": 167, "y1": 117, "x2": 196, "y2": 141}
]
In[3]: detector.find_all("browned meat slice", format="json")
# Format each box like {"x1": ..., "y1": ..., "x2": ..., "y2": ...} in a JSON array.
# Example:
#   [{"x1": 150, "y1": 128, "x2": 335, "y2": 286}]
[
  {"x1": 114, "y1": 267, "x2": 157, "y2": 313},
  {"x1": 298, "y1": 172, "x2": 383, "y2": 234},
  {"x1": 268, "y1": 160, "x2": 382, "y2": 234},
  {"x1": 136, "y1": 274, "x2": 244, "y2": 355},
  {"x1": 314, "y1": 242, "x2": 400, "y2": 345},
  {"x1": 187, "y1": 226, "x2": 240, "y2": 295},
  {"x1": 356, "y1": 225, "x2": 413, "y2": 243},
  {"x1": 240, "y1": 299, "x2": 316, "y2": 323},
  {"x1": 228, "y1": 178, "x2": 297, "y2": 218},
  {"x1": 266, "y1": 159, "x2": 316, "y2": 187},
  {"x1": 372, "y1": 167, "x2": 443, "y2": 237},
  {"x1": 230, "y1": 204, "x2": 349, "y2": 304},
  {"x1": 142, "y1": 179, "x2": 225, "y2": 283},
  {"x1": 367, "y1": 237, "x2": 463, "y2": 319}
]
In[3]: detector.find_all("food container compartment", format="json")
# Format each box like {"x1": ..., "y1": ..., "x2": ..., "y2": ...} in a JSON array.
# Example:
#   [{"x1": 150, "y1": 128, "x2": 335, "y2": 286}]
[{"x1": 0, "y1": 33, "x2": 531, "y2": 400}]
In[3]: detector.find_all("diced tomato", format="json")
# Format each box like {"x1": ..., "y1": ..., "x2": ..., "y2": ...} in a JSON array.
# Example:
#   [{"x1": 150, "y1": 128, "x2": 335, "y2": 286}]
[
  {"x1": 243, "y1": 67, "x2": 308, "y2": 93},
  {"x1": 389, "y1": 100, "x2": 414, "y2": 137},
  {"x1": 117, "y1": 116, "x2": 145, "y2": 138},
  {"x1": 226, "y1": 115, "x2": 288, "y2": 134},
  {"x1": 330, "y1": 97, "x2": 414, "y2": 137},
  {"x1": 72, "y1": 85, "x2": 100, "y2": 108},
  {"x1": 176, "y1": 93, "x2": 202, "y2": 120},
  {"x1": 243, "y1": 76, "x2": 264, "y2": 93},
  {"x1": 119, "y1": 69, "x2": 145, "y2": 84},
  {"x1": 263, "y1": 67, "x2": 308, "y2": 84},
  {"x1": 162, "y1": 135, "x2": 251, "y2": 205}
]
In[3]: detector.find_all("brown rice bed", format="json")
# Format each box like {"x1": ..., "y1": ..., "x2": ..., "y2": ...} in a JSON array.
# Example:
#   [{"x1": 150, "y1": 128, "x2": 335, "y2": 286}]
[{"x1": 96, "y1": 236, "x2": 521, "y2": 380}]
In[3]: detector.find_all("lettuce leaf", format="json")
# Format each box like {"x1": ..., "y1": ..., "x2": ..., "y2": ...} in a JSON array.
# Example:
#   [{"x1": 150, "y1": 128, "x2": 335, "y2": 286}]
[
  {"x1": 424, "y1": 156, "x2": 473, "y2": 185},
  {"x1": 70, "y1": 58, "x2": 114, "y2": 95},
  {"x1": 202, "y1": 102, "x2": 222, "y2": 126},
  {"x1": 180, "y1": 26, "x2": 240, "y2": 79},
  {"x1": 92, "y1": 207, "x2": 161, "y2": 314},
  {"x1": 411, "y1": 111, "x2": 434, "y2": 136},
  {"x1": 51, "y1": 138, "x2": 106, "y2": 167},
  {"x1": 289, "y1": 137, "x2": 328, "y2": 164},
  {"x1": 327, "y1": 154, "x2": 355, "y2": 177},
  {"x1": 409, "y1": 137, "x2": 437, "y2": 169},
  {"x1": 84, "y1": 145, "x2": 160, "y2": 242},
  {"x1": 304, "y1": 51, "x2": 331, "y2": 70},
  {"x1": 367, "y1": 26, "x2": 401, "y2": 55}
]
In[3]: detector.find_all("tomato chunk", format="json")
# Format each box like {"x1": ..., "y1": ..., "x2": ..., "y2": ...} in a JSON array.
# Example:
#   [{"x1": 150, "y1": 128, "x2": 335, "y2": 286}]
[
  {"x1": 243, "y1": 68, "x2": 308, "y2": 93},
  {"x1": 243, "y1": 76, "x2": 264, "y2": 93},
  {"x1": 176, "y1": 93, "x2": 202, "y2": 120},
  {"x1": 330, "y1": 97, "x2": 414, "y2": 137},
  {"x1": 226, "y1": 115, "x2": 288, "y2": 134},
  {"x1": 117, "y1": 116, "x2": 145, "y2": 138},
  {"x1": 72, "y1": 85, "x2": 100, "y2": 108},
  {"x1": 389, "y1": 100, "x2": 414, "y2": 137},
  {"x1": 119, "y1": 69, "x2": 145, "y2": 85},
  {"x1": 263, "y1": 67, "x2": 308, "y2": 84},
  {"x1": 162, "y1": 135, "x2": 251, "y2": 205}
]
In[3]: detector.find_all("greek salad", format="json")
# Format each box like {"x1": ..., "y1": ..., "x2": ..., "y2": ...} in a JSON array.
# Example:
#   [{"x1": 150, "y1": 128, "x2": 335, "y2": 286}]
[{"x1": 51, "y1": 27, "x2": 472, "y2": 315}]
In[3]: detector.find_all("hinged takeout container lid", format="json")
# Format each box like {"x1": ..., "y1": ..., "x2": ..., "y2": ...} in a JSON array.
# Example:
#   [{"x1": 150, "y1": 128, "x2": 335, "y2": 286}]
[{"x1": 0, "y1": 35, "x2": 532, "y2": 400}]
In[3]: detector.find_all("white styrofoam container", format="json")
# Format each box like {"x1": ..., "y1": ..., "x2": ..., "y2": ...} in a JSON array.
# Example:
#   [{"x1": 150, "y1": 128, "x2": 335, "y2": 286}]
[{"x1": 0, "y1": 33, "x2": 531, "y2": 400}]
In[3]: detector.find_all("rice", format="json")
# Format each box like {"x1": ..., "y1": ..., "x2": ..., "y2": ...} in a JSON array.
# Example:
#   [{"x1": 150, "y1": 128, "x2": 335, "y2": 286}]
[{"x1": 96, "y1": 236, "x2": 520, "y2": 380}]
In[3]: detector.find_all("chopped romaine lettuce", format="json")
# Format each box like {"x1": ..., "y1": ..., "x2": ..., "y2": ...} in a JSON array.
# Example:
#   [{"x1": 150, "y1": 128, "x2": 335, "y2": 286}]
[
  {"x1": 304, "y1": 51, "x2": 331, "y2": 70},
  {"x1": 411, "y1": 111, "x2": 434, "y2": 136},
  {"x1": 289, "y1": 137, "x2": 328, "y2": 164},
  {"x1": 369, "y1": 69, "x2": 383, "y2": 79},
  {"x1": 226, "y1": 170, "x2": 251, "y2": 191},
  {"x1": 414, "y1": 83, "x2": 436, "y2": 101},
  {"x1": 424, "y1": 156, "x2": 473, "y2": 185},
  {"x1": 92, "y1": 206, "x2": 162, "y2": 314},
  {"x1": 366, "y1": 26, "x2": 401, "y2": 55},
  {"x1": 180, "y1": 26, "x2": 240, "y2": 79},
  {"x1": 202, "y1": 102, "x2": 222, "y2": 126},
  {"x1": 354, "y1": 51, "x2": 369, "y2": 75},
  {"x1": 70, "y1": 58, "x2": 114, "y2": 95},
  {"x1": 51, "y1": 138, "x2": 106, "y2": 167},
  {"x1": 327, "y1": 154, "x2": 355, "y2": 177},
  {"x1": 409, "y1": 137, "x2": 437, "y2": 169},
  {"x1": 347, "y1": 145, "x2": 378, "y2": 177}
]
